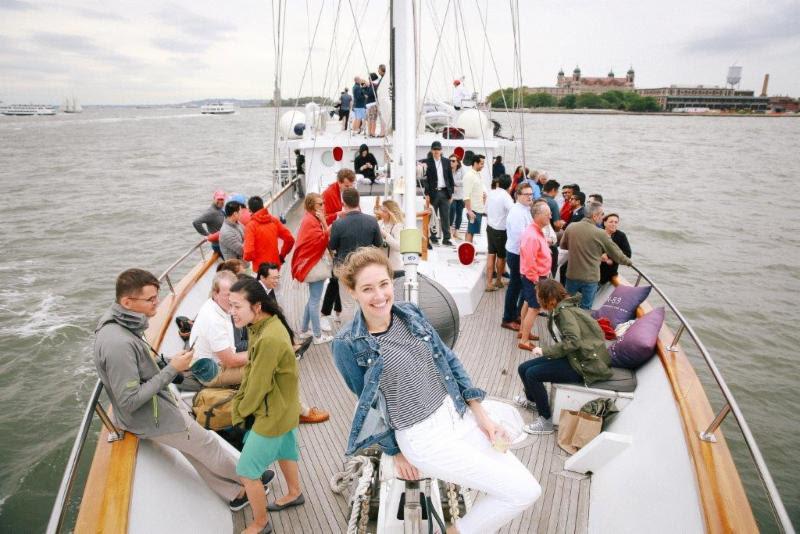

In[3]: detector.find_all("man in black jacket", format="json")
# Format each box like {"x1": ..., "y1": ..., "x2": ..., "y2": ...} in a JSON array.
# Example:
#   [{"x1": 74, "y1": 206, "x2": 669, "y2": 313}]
[{"x1": 424, "y1": 140, "x2": 455, "y2": 246}]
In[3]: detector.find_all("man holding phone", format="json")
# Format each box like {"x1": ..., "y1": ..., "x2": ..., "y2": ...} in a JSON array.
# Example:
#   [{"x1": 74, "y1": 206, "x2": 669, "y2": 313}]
[{"x1": 94, "y1": 268, "x2": 271, "y2": 510}]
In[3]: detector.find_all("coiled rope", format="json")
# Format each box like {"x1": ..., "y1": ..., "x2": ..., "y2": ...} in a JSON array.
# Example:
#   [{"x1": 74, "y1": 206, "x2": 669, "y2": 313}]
[{"x1": 330, "y1": 456, "x2": 375, "y2": 534}]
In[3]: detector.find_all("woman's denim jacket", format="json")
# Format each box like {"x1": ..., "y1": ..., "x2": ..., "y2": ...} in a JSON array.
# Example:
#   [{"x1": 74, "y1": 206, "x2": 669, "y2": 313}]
[{"x1": 332, "y1": 302, "x2": 486, "y2": 456}]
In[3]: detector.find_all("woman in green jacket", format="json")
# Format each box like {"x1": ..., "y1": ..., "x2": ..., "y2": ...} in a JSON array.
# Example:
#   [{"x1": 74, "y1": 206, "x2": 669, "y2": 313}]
[
  {"x1": 517, "y1": 279, "x2": 612, "y2": 436},
  {"x1": 229, "y1": 277, "x2": 303, "y2": 534}
]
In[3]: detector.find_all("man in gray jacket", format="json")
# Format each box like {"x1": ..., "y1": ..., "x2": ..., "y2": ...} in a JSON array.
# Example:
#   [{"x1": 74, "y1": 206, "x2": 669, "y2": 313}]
[
  {"x1": 219, "y1": 201, "x2": 245, "y2": 260},
  {"x1": 193, "y1": 190, "x2": 226, "y2": 255},
  {"x1": 94, "y1": 268, "x2": 271, "y2": 510}
]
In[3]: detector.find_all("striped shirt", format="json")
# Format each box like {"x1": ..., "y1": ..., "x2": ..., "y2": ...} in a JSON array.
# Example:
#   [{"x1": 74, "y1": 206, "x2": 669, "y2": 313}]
[{"x1": 373, "y1": 314, "x2": 448, "y2": 430}]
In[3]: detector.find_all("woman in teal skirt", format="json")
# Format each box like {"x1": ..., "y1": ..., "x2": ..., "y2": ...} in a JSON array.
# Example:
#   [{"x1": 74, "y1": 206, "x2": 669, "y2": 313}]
[{"x1": 230, "y1": 277, "x2": 304, "y2": 534}]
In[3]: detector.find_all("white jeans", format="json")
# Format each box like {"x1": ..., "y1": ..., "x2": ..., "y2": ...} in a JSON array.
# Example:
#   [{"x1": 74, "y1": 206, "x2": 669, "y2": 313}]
[{"x1": 395, "y1": 397, "x2": 541, "y2": 534}]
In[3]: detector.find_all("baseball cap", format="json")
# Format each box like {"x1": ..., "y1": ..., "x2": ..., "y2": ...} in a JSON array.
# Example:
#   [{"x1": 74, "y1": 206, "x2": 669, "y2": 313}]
[
  {"x1": 431, "y1": 141, "x2": 442, "y2": 150},
  {"x1": 213, "y1": 190, "x2": 226, "y2": 201}
]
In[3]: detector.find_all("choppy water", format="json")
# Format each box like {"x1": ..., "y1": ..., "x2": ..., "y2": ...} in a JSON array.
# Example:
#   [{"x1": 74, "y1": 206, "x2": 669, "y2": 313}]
[{"x1": 0, "y1": 109, "x2": 797, "y2": 531}]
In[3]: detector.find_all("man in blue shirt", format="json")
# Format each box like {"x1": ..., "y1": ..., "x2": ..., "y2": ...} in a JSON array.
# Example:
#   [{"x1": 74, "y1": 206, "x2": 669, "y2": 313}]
[{"x1": 351, "y1": 77, "x2": 367, "y2": 134}]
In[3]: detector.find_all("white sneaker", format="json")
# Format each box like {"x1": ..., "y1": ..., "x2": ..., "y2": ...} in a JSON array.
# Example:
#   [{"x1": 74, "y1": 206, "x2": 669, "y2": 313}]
[
  {"x1": 319, "y1": 316, "x2": 332, "y2": 331},
  {"x1": 299, "y1": 330, "x2": 313, "y2": 339},
  {"x1": 332, "y1": 312, "x2": 342, "y2": 323},
  {"x1": 313, "y1": 334, "x2": 333, "y2": 345},
  {"x1": 513, "y1": 394, "x2": 537, "y2": 412},
  {"x1": 523, "y1": 416, "x2": 554, "y2": 435}
]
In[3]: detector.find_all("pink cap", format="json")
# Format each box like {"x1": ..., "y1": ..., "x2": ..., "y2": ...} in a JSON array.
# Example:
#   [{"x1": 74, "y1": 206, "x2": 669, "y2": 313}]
[{"x1": 213, "y1": 190, "x2": 226, "y2": 200}]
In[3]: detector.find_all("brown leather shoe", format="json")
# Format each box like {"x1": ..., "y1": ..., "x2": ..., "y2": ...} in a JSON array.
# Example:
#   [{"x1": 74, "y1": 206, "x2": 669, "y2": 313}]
[
  {"x1": 500, "y1": 321, "x2": 520, "y2": 331},
  {"x1": 518, "y1": 341, "x2": 537, "y2": 351},
  {"x1": 516, "y1": 331, "x2": 540, "y2": 340},
  {"x1": 300, "y1": 407, "x2": 329, "y2": 424}
]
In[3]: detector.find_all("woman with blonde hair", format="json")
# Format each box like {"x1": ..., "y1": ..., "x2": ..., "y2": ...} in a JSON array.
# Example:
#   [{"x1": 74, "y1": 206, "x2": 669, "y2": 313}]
[
  {"x1": 333, "y1": 247, "x2": 540, "y2": 534},
  {"x1": 375, "y1": 199, "x2": 405, "y2": 276},
  {"x1": 291, "y1": 193, "x2": 333, "y2": 344}
]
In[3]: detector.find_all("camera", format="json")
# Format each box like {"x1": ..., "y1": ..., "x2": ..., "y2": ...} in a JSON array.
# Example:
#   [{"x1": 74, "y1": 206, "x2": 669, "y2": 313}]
[{"x1": 156, "y1": 354, "x2": 184, "y2": 385}]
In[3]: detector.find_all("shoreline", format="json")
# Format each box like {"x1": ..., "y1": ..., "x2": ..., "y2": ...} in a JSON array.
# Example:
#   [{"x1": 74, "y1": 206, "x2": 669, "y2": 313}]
[{"x1": 513, "y1": 108, "x2": 800, "y2": 118}]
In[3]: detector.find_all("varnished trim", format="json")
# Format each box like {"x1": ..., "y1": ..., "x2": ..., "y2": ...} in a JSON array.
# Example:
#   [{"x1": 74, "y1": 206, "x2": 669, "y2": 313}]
[
  {"x1": 616, "y1": 276, "x2": 758, "y2": 533},
  {"x1": 74, "y1": 428, "x2": 138, "y2": 533}
]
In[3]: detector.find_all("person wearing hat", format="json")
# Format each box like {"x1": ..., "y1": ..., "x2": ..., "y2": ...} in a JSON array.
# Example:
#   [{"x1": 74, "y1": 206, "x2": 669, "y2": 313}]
[
  {"x1": 452, "y1": 78, "x2": 468, "y2": 110},
  {"x1": 424, "y1": 140, "x2": 455, "y2": 246},
  {"x1": 354, "y1": 144, "x2": 378, "y2": 183},
  {"x1": 193, "y1": 190, "x2": 226, "y2": 255}
]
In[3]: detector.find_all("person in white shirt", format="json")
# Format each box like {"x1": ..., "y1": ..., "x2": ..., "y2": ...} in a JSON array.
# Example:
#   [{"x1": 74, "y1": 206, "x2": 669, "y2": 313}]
[
  {"x1": 189, "y1": 271, "x2": 248, "y2": 386},
  {"x1": 485, "y1": 174, "x2": 514, "y2": 292},
  {"x1": 452, "y1": 78, "x2": 469, "y2": 110},
  {"x1": 501, "y1": 183, "x2": 534, "y2": 330},
  {"x1": 463, "y1": 154, "x2": 488, "y2": 243}
]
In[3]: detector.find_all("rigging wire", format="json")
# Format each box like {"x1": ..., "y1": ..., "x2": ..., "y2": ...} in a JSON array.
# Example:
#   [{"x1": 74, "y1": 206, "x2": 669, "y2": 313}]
[
  {"x1": 509, "y1": 0, "x2": 526, "y2": 171},
  {"x1": 455, "y1": 1, "x2": 488, "y2": 149},
  {"x1": 417, "y1": 0, "x2": 453, "y2": 131}
]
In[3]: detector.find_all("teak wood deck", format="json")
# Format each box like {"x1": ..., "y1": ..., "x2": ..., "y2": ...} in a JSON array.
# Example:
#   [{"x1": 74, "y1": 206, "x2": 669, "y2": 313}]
[{"x1": 232, "y1": 255, "x2": 590, "y2": 533}]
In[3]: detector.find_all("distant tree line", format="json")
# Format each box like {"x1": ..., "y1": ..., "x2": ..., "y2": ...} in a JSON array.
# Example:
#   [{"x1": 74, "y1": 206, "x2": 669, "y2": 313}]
[
  {"x1": 487, "y1": 88, "x2": 661, "y2": 112},
  {"x1": 270, "y1": 97, "x2": 335, "y2": 107}
]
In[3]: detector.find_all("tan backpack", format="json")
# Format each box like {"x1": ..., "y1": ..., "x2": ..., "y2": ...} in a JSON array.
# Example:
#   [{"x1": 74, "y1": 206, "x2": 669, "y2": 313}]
[{"x1": 192, "y1": 387, "x2": 237, "y2": 430}]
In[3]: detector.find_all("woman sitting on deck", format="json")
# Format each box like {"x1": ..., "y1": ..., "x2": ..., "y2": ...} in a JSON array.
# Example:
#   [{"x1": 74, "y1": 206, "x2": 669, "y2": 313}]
[
  {"x1": 229, "y1": 277, "x2": 305, "y2": 534},
  {"x1": 332, "y1": 247, "x2": 540, "y2": 534},
  {"x1": 517, "y1": 279, "x2": 613, "y2": 435}
]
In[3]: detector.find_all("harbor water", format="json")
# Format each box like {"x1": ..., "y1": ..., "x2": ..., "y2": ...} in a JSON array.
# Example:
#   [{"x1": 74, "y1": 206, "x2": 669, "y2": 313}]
[{"x1": 0, "y1": 108, "x2": 797, "y2": 532}]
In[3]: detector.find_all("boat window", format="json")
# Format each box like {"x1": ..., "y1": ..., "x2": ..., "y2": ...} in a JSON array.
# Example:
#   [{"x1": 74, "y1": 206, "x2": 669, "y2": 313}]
[{"x1": 321, "y1": 150, "x2": 335, "y2": 167}]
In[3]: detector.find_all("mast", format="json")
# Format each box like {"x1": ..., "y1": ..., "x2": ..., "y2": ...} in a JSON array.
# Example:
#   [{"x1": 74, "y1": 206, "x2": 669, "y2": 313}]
[{"x1": 393, "y1": 0, "x2": 421, "y2": 304}]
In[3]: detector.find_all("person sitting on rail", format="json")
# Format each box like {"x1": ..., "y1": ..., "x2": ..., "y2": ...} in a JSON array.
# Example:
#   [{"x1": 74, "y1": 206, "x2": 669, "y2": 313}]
[
  {"x1": 516, "y1": 279, "x2": 614, "y2": 435},
  {"x1": 332, "y1": 247, "x2": 541, "y2": 534},
  {"x1": 192, "y1": 190, "x2": 226, "y2": 256},
  {"x1": 188, "y1": 271, "x2": 248, "y2": 387},
  {"x1": 229, "y1": 277, "x2": 305, "y2": 534},
  {"x1": 94, "y1": 268, "x2": 272, "y2": 512}
]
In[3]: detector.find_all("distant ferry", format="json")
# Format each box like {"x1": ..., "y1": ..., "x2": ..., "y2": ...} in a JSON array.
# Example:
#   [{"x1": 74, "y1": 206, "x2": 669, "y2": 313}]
[
  {"x1": 672, "y1": 107, "x2": 713, "y2": 114},
  {"x1": 1, "y1": 104, "x2": 56, "y2": 116},
  {"x1": 200, "y1": 102, "x2": 236, "y2": 114}
]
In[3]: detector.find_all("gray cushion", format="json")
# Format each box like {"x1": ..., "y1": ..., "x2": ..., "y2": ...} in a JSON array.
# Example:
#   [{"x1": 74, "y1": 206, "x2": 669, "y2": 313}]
[{"x1": 586, "y1": 367, "x2": 638, "y2": 393}]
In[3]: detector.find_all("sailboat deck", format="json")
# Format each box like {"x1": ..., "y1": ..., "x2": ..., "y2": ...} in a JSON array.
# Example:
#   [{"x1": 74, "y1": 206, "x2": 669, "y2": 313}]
[{"x1": 231, "y1": 261, "x2": 590, "y2": 533}]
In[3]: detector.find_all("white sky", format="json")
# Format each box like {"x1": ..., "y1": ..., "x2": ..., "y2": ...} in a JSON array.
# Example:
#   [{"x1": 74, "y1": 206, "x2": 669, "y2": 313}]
[{"x1": 1, "y1": 0, "x2": 797, "y2": 105}]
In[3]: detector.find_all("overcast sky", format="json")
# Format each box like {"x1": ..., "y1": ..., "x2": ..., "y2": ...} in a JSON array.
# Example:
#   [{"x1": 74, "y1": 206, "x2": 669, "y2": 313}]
[{"x1": 1, "y1": 0, "x2": 797, "y2": 105}]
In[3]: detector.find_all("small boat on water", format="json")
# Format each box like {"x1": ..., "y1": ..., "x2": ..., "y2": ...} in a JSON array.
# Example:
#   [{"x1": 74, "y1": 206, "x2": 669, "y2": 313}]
[
  {"x1": 62, "y1": 96, "x2": 83, "y2": 114},
  {"x1": 1, "y1": 103, "x2": 56, "y2": 116},
  {"x1": 46, "y1": 2, "x2": 794, "y2": 534},
  {"x1": 201, "y1": 102, "x2": 237, "y2": 115}
]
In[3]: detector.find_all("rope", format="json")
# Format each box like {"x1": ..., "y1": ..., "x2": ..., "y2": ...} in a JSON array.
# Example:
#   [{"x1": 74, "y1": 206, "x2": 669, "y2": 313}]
[
  {"x1": 330, "y1": 456, "x2": 375, "y2": 534},
  {"x1": 455, "y1": 3, "x2": 488, "y2": 148},
  {"x1": 417, "y1": 0, "x2": 453, "y2": 132}
]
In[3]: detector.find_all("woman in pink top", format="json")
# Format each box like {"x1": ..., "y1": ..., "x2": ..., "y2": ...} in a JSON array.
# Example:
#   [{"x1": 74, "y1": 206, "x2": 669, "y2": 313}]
[{"x1": 517, "y1": 201, "x2": 553, "y2": 351}]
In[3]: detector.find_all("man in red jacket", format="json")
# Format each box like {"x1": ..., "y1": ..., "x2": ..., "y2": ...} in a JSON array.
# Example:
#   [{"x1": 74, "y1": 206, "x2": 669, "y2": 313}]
[
  {"x1": 320, "y1": 169, "x2": 357, "y2": 328},
  {"x1": 243, "y1": 196, "x2": 295, "y2": 272},
  {"x1": 322, "y1": 168, "x2": 356, "y2": 225}
]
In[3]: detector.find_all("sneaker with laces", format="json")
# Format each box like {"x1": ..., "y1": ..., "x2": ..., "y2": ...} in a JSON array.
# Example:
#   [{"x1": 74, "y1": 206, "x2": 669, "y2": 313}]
[
  {"x1": 513, "y1": 395, "x2": 537, "y2": 412},
  {"x1": 320, "y1": 316, "x2": 332, "y2": 331},
  {"x1": 313, "y1": 334, "x2": 333, "y2": 345},
  {"x1": 523, "y1": 416, "x2": 554, "y2": 435}
]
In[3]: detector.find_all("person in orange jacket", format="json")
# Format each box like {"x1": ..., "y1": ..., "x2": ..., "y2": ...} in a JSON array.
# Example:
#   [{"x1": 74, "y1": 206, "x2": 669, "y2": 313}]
[{"x1": 243, "y1": 196, "x2": 295, "y2": 272}]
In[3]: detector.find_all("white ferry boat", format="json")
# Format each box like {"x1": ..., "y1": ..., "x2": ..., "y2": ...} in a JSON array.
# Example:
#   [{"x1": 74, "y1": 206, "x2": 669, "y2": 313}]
[
  {"x1": 201, "y1": 102, "x2": 237, "y2": 114},
  {"x1": 1, "y1": 103, "x2": 57, "y2": 116},
  {"x1": 46, "y1": 2, "x2": 794, "y2": 534}
]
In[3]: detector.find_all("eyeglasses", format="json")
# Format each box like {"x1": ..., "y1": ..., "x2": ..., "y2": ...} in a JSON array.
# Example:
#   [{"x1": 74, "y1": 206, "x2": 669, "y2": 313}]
[
  {"x1": 449, "y1": 159, "x2": 457, "y2": 162},
  {"x1": 129, "y1": 295, "x2": 159, "y2": 304},
  {"x1": 518, "y1": 192, "x2": 533, "y2": 197}
]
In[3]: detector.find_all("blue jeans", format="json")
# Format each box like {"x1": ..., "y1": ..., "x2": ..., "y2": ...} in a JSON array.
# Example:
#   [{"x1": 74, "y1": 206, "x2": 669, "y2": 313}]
[
  {"x1": 503, "y1": 252, "x2": 523, "y2": 323},
  {"x1": 565, "y1": 278, "x2": 598, "y2": 310},
  {"x1": 301, "y1": 280, "x2": 326, "y2": 337},
  {"x1": 517, "y1": 357, "x2": 581, "y2": 420},
  {"x1": 449, "y1": 199, "x2": 464, "y2": 231}
]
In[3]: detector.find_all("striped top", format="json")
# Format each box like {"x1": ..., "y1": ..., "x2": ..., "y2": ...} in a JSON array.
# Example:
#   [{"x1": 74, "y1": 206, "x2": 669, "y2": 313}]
[{"x1": 373, "y1": 314, "x2": 448, "y2": 430}]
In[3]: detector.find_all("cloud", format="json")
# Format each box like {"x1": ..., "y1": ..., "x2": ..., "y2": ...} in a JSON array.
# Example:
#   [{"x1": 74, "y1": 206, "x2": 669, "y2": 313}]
[
  {"x1": 151, "y1": 37, "x2": 209, "y2": 54},
  {"x1": 155, "y1": 5, "x2": 236, "y2": 40},
  {"x1": 683, "y1": 3, "x2": 800, "y2": 54},
  {"x1": 0, "y1": 0, "x2": 35, "y2": 11},
  {"x1": 30, "y1": 32, "x2": 143, "y2": 68},
  {"x1": 66, "y1": 6, "x2": 125, "y2": 21}
]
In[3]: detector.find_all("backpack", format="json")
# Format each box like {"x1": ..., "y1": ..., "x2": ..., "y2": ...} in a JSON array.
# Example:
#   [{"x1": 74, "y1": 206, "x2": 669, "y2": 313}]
[{"x1": 192, "y1": 388, "x2": 237, "y2": 430}]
